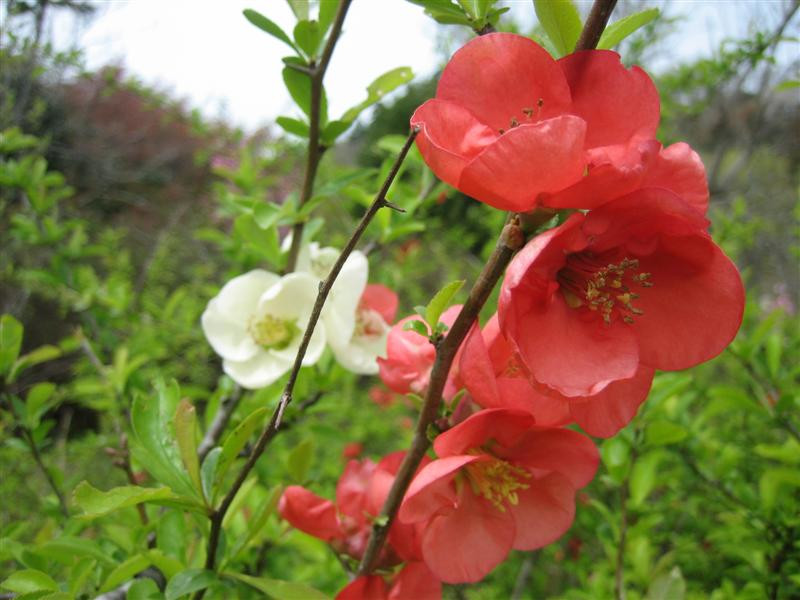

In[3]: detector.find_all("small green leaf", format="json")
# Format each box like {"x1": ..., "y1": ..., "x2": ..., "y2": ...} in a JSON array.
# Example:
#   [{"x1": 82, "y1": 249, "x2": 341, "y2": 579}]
[
  {"x1": 645, "y1": 421, "x2": 688, "y2": 446},
  {"x1": 146, "y1": 549, "x2": 184, "y2": 579},
  {"x1": 403, "y1": 319, "x2": 429, "y2": 337},
  {"x1": 598, "y1": 8, "x2": 660, "y2": 50},
  {"x1": 0, "y1": 313, "x2": 23, "y2": 377},
  {"x1": 283, "y1": 67, "x2": 328, "y2": 122},
  {"x1": 9, "y1": 344, "x2": 61, "y2": 382},
  {"x1": 243, "y1": 9, "x2": 300, "y2": 54},
  {"x1": 127, "y1": 578, "x2": 161, "y2": 600},
  {"x1": 73, "y1": 481, "x2": 176, "y2": 519},
  {"x1": 25, "y1": 382, "x2": 57, "y2": 429},
  {"x1": 426, "y1": 280, "x2": 465, "y2": 330},
  {"x1": 227, "y1": 484, "x2": 283, "y2": 561},
  {"x1": 341, "y1": 67, "x2": 414, "y2": 123},
  {"x1": 765, "y1": 332, "x2": 781, "y2": 378},
  {"x1": 214, "y1": 407, "x2": 269, "y2": 493},
  {"x1": 201, "y1": 447, "x2": 222, "y2": 502},
  {"x1": 759, "y1": 468, "x2": 800, "y2": 510},
  {"x1": 775, "y1": 79, "x2": 800, "y2": 92},
  {"x1": 286, "y1": 0, "x2": 309, "y2": 21},
  {"x1": 226, "y1": 572, "x2": 330, "y2": 600},
  {"x1": 287, "y1": 438, "x2": 315, "y2": 483},
  {"x1": 318, "y1": 0, "x2": 338, "y2": 33},
  {"x1": 68, "y1": 557, "x2": 96, "y2": 597},
  {"x1": 646, "y1": 566, "x2": 686, "y2": 600},
  {"x1": 1, "y1": 569, "x2": 58, "y2": 594},
  {"x1": 293, "y1": 19, "x2": 322, "y2": 59},
  {"x1": 276, "y1": 116, "x2": 310, "y2": 138},
  {"x1": 629, "y1": 451, "x2": 661, "y2": 507},
  {"x1": 175, "y1": 399, "x2": 203, "y2": 500},
  {"x1": 165, "y1": 569, "x2": 218, "y2": 600},
  {"x1": 321, "y1": 119, "x2": 352, "y2": 144},
  {"x1": 38, "y1": 536, "x2": 116, "y2": 567},
  {"x1": 534, "y1": 0, "x2": 582, "y2": 56},
  {"x1": 99, "y1": 554, "x2": 151, "y2": 593}
]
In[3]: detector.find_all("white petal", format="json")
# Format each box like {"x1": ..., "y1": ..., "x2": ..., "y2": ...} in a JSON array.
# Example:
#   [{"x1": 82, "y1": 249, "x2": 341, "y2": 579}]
[
  {"x1": 323, "y1": 251, "x2": 369, "y2": 347},
  {"x1": 222, "y1": 351, "x2": 293, "y2": 389},
  {"x1": 201, "y1": 298, "x2": 259, "y2": 362},
  {"x1": 215, "y1": 269, "x2": 280, "y2": 318},
  {"x1": 331, "y1": 329, "x2": 389, "y2": 375},
  {"x1": 257, "y1": 273, "x2": 319, "y2": 319},
  {"x1": 282, "y1": 234, "x2": 313, "y2": 274}
]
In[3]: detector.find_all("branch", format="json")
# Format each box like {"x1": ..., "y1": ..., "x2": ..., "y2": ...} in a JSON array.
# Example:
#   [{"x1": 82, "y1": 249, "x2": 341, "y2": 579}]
[
  {"x1": 574, "y1": 0, "x2": 618, "y2": 52},
  {"x1": 23, "y1": 429, "x2": 69, "y2": 518},
  {"x1": 197, "y1": 385, "x2": 242, "y2": 461},
  {"x1": 202, "y1": 128, "x2": 420, "y2": 574},
  {"x1": 285, "y1": 0, "x2": 353, "y2": 273},
  {"x1": 355, "y1": 0, "x2": 619, "y2": 577}
]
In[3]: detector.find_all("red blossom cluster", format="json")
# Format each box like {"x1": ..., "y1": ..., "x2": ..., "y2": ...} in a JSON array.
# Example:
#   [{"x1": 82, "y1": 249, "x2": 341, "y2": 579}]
[{"x1": 279, "y1": 32, "x2": 744, "y2": 597}]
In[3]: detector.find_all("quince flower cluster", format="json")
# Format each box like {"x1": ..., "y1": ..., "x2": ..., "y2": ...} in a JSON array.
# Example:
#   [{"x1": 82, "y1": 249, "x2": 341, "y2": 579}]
[
  {"x1": 277, "y1": 33, "x2": 745, "y2": 594},
  {"x1": 201, "y1": 242, "x2": 398, "y2": 388}
]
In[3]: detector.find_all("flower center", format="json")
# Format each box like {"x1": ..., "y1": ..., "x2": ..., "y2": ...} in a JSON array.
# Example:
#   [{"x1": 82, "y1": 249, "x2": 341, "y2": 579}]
[
  {"x1": 248, "y1": 315, "x2": 299, "y2": 350},
  {"x1": 464, "y1": 452, "x2": 531, "y2": 511},
  {"x1": 557, "y1": 253, "x2": 653, "y2": 325},
  {"x1": 498, "y1": 99, "x2": 545, "y2": 134},
  {"x1": 354, "y1": 307, "x2": 385, "y2": 339}
]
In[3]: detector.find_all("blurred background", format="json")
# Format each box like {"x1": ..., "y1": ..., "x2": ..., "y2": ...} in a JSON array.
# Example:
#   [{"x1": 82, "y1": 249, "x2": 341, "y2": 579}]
[{"x1": 1, "y1": 0, "x2": 798, "y2": 598}]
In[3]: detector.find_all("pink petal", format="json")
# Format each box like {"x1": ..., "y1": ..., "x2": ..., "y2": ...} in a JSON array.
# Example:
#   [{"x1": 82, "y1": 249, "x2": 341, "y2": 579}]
[
  {"x1": 336, "y1": 576, "x2": 388, "y2": 600},
  {"x1": 509, "y1": 472, "x2": 576, "y2": 550},
  {"x1": 389, "y1": 562, "x2": 441, "y2": 600},
  {"x1": 642, "y1": 142, "x2": 709, "y2": 215},
  {"x1": 399, "y1": 455, "x2": 482, "y2": 524},
  {"x1": 433, "y1": 408, "x2": 536, "y2": 457},
  {"x1": 279, "y1": 486, "x2": 341, "y2": 541},
  {"x1": 361, "y1": 284, "x2": 400, "y2": 324},
  {"x1": 503, "y1": 428, "x2": 599, "y2": 489}
]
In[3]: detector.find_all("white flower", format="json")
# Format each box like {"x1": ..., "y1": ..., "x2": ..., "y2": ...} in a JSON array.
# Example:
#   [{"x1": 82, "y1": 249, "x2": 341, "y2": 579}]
[
  {"x1": 201, "y1": 269, "x2": 324, "y2": 389},
  {"x1": 330, "y1": 284, "x2": 397, "y2": 375}
]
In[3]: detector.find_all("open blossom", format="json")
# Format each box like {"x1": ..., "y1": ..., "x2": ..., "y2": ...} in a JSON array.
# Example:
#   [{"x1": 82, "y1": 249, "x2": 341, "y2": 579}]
[
  {"x1": 411, "y1": 32, "x2": 665, "y2": 212},
  {"x1": 499, "y1": 189, "x2": 745, "y2": 397},
  {"x1": 279, "y1": 452, "x2": 430, "y2": 568},
  {"x1": 337, "y1": 562, "x2": 440, "y2": 600},
  {"x1": 331, "y1": 284, "x2": 399, "y2": 375},
  {"x1": 377, "y1": 305, "x2": 461, "y2": 396},
  {"x1": 399, "y1": 409, "x2": 598, "y2": 583},
  {"x1": 201, "y1": 270, "x2": 324, "y2": 389},
  {"x1": 460, "y1": 314, "x2": 654, "y2": 437}
]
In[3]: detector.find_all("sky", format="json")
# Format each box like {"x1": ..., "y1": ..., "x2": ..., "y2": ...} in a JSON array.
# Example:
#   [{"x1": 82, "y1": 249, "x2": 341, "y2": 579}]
[{"x1": 42, "y1": 0, "x2": 797, "y2": 133}]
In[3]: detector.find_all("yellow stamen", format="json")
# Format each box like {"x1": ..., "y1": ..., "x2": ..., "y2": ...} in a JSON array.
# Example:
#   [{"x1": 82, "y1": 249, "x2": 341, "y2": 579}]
[{"x1": 465, "y1": 453, "x2": 531, "y2": 512}]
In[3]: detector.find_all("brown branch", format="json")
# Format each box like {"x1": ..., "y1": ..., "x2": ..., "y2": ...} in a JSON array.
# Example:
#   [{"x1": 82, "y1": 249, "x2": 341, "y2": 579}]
[
  {"x1": 197, "y1": 385, "x2": 242, "y2": 461},
  {"x1": 356, "y1": 215, "x2": 524, "y2": 576},
  {"x1": 285, "y1": 0, "x2": 353, "y2": 273},
  {"x1": 574, "y1": 0, "x2": 618, "y2": 52},
  {"x1": 201, "y1": 128, "x2": 420, "y2": 574},
  {"x1": 355, "y1": 0, "x2": 618, "y2": 577}
]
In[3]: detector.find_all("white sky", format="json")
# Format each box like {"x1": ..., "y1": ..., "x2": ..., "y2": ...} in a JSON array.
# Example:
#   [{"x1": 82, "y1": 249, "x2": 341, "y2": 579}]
[{"x1": 41, "y1": 0, "x2": 798, "y2": 132}]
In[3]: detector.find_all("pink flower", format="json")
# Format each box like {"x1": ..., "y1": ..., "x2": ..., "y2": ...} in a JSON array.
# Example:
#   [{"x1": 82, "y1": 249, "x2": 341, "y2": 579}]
[
  {"x1": 336, "y1": 562, "x2": 441, "y2": 600},
  {"x1": 377, "y1": 305, "x2": 461, "y2": 396},
  {"x1": 399, "y1": 409, "x2": 598, "y2": 583}
]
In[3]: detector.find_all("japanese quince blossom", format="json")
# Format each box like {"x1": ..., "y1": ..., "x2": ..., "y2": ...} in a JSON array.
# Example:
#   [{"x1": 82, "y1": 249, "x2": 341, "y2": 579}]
[
  {"x1": 460, "y1": 314, "x2": 654, "y2": 438},
  {"x1": 331, "y1": 284, "x2": 399, "y2": 375},
  {"x1": 399, "y1": 408, "x2": 598, "y2": 583},
  {"x1": 279, "y1": 452, "x2": 433, "y2": 570},
  {"x1": 378, "y1": 305, "x2": 461, "y2": 396},
  {"x1": 337, "y1": 562, "x2": 440, "y2": 600},
  {"x1": 499, "y1": 189, "x2": 745, "y2": 398},
  {"x1": 411, "y1": 33, "x2": 710, "y2": 213},
  {"x1": 201, "y1": 270, "x2": 324, "y2": 389}
]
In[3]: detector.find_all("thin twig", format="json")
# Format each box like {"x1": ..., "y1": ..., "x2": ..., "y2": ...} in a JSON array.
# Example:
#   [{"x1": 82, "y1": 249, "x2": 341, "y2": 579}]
[
  {"x1": 201, "y1": 128, "x2": 420, "y2": 575},
  {"x1": 355, "y1": 0, "x2": 619, "y2": 576},
  {"x1": 23, "y1": 429, "x2": 69, "y2": 518},
  {"x1": 574, "y1": 0, "x2": 618, "y2": 52},
  {"x1": 285, "y1": 0, "x2": 353, "y2": 273},
  {"x1": 197, "y1": 385, "x2": 242, "y2": 461}
]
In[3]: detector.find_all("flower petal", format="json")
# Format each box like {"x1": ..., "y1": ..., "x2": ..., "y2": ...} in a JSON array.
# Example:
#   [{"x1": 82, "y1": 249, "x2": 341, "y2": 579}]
[
  {"x1": 437, "y1": 32, "x2": 572, "y2": 132},
  {"x1": 509, "y1": 472, "x2": 576, "y2": 550},
  {"x1": 641, "y1": 142, "x2": 708, "y2": 215},
  {"x1": 222, "y1": 351, "x2": 293, "y2": 389},
  {"x1": 503, "y1": 428, "x2": 599, "y2": 489},
  {"x1": 433, "y1": 408, "x2": 536, "y2": 457},
  {"x1": 336, "y1": 576, "x2": 388, "y2": 600},
  {"x1": 559, "y1": 50, "x2": 659, "y2": 148},
  {"x1": 389, "y1": 562, "x2": 441, "y2": 600},
  {"x1": 399, "y1": 455, "x2": 482, "y2": 524},
  {"x1": 361, "y1": 284, "x2": 399, "y2": 325},
  {"x1": 279, "y1": 485, "x2": 341, "y2": 542},
  {"x1": 421, "y1": 486, "x2": 515, "y2": 583},
  {"x1": 458, "y1": 115, "x2": 587, "y2": 212}
]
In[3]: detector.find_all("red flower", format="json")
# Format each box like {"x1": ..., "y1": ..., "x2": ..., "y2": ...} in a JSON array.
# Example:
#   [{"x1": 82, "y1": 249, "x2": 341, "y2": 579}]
[
  {"x1": 410, "y1": 33, "x2": 661, "y2": 212},
  {"x1": 336, "y1": 562, "x2": 441, "y2": 600},
  {"x1": 499, "y1": 190, "x2": 745, "y2": 397},
  {"x1": 399, "y1": 409, "x2": 598, "y2": 583},
  {"x1": 377, "y1": 305, "x2": 461, "y2": 396},
  {"x1": 279, "y1": 452, "x2": 427, "y2": 567},
  {"x1": 459, "y1": 314, "x2": 654, "y2": 437}
]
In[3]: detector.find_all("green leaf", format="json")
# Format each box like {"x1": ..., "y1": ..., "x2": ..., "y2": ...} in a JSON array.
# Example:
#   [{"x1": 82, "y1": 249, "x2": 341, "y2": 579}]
[
  {"x1": 146, "y1": 549, "x2": 184, "y2": 579},
  {"x1": 127, "y1": 578, "x2": 161, "y2": 600},
  {"x1": 9, "y1": 344, "x2": 62, "y2": 382},
  {"x1": 286, "y1": 0, "x2": 309, "y2": 21},
  {"x1": 201, "y1": 447, "x2": 222, "y2": 502},
  {"x1": 287, "y1": 438, "x2": 315, "y2": 482},
  {"x1": 426, "y1": 280, "x2": 465, "y2": 330},
  {"x1": 341, "y1": 67, "x2": 414, "y2": 123},
  {"x1": 243, "y1": 9, "x2": 300, "y2": 54},
  {"x1": 775, "y1": 79, "x2": 800, "y2": 92},
  {"x1": 534, "y1": 0, "x2": 582, "y2": 56},
  {"x1": 25, "y1": 382, "x2": 57, "y2": 429},
  {"x1": 629, "y1": 451, "x2": 661, "y2": 507},
  {"x1": 67, "y1": 557, "x2": 96, "y2": 597},
  {"x1": 645, "y1": 421, "x2": 688, "y2": 446},
  {"x1": 408, "y1": 0, "x2": 472, "y2": 26},
  {"x1": 0, "y1": 570, "x2": 58, "y2": 594},
  {"x1": 0, "y1": 313, "x2": 23, "y2": 377},
  {"x1": 129, "y1": 380, "x2": 197, "y2": 499},
  {"x1": 646, "y1": 566, "x2": 686, "y2": 600},
  {"x1": 72, "y1": 481, "x2": 176, "y2": 519},
  {"x1": 293, "y1": 20, "x2": 322, "y2": 59},
  {"x1": 403, "y1": 319, "x2": 429, "y2": 337},
  {"x1": 765, "y1": 332, "x2": 781, "y2": 378},
  {"x1": 99, "y1": 554, "x2": 151, "y2": 593},
  {"x1": 214, "y1": 407, "x2": 269, "y2": 493},
  {"x1": 759, "y1": 468, "x2": 800, "y2": 510},
  {"x1": 321, "y1": 119, "x2": 352, "y2": 144},
  {"x1": 174, "y1": 399, "x2": 204, "y2": 501},
  {"x1": 226, "y1": 484, "x2": 282, "y2": 562},
  {"x1": 165, "y1": 569, "x2": 218, "y2": 600},
  {"x1": 38, "y1": 536, "x2": 116, "y2": 567},
  {"x1": 282, "y1": 67, "x2": 328, "y2": 122},
  {"x1": 226, "y1": 572, "x2": 330, "y2": 600},
  {"x1": 253, "y1": 202, "x2": 281, "y2": 229},
  {"x1": 276, "y1": 116, "x2": 310, "y2": 138},
  {"x1": 597, "y1": 8, "x2": 660, "y2": 50},
  {"x1": 318, "y1": 0, "x2": 338, "y2": 33}
]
